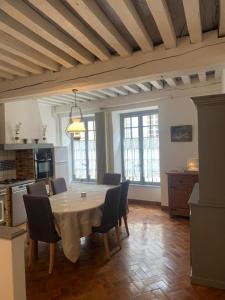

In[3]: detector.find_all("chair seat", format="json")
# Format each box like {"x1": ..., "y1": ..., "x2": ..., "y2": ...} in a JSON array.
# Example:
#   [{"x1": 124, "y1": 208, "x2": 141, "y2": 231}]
[{"x1": 92, "y1": 222, "x2": 118, "y2": 234}]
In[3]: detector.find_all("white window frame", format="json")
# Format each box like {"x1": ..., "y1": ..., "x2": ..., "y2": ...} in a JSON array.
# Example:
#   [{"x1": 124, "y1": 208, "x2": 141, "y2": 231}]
[
  {"x1": 71, "y1": 117, "x2": 96, "y2": 182},
  {"x1": 120, "y1": 110, "x2": 160, "y2": 186}
]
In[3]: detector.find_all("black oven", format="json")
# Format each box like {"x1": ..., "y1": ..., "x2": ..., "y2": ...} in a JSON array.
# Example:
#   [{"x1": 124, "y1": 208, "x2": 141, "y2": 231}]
[{"x1": 34, "y1": 148, "x2": 53, "y2": 180}]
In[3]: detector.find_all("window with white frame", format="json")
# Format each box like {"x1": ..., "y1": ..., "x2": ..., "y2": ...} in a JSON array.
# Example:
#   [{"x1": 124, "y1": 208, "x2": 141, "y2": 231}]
[
  {"x1": 72, "y1": 117, "x2": 96, "y2": 181},
  {"x1": 120, "y1": 110, "x2": 160, "y2": 185}
]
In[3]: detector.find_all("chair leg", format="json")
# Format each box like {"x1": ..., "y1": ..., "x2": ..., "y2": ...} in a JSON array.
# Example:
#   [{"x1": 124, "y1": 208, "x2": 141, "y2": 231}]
[
  {"x1": 103, "y1": 233, "x2": 110, "y2": 260},
  {"x1": 28, "y1": 238, "x2": 34, "y2": 268},
  {"x1": 115, "y1": 224, "x2": 121, "y2": 249},
  {"x1": 49, "y1": 243, "x2": 56, "y2": 274},
  {"x1": 123, "y1": 214, "x2": 130, "y2": 236}
]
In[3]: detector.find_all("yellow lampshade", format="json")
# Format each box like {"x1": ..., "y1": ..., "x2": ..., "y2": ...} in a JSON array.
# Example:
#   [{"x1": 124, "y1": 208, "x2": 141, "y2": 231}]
[
  {"x1": 187, "y1": 158, "x2": 199, "y2": 171},
  {"x1": 67, "y1": 118, "x2": 85, "y2": 133}
]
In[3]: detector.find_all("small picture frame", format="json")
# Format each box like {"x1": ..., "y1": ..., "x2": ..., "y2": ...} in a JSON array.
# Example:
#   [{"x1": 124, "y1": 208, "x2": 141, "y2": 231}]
[{"x1": 170, "y1": 125, "x2": 192, "y2": 142}]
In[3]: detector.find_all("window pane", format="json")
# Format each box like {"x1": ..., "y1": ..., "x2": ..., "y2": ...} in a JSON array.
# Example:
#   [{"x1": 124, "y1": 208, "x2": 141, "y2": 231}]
[
  {"x1": 142, "y1": 114, "x2": 160, "y2": 183},
  {"x1": 122, "y1": 115, "x2": 140, "y2": 182},
  {"x1": 124, "y1": 117, "x2": 131, "y2": 128},
  {"x1": 132, "y1": 116, "x2": 138, "y2": 127},
  {"x1": 72, "y1": 118, "x2": 96, "y2": 181},
  {"x1": 73, "y1": 135, "x2": 86, "y2": 180},
  {"x1": 121, "y1": 111, "x2": 160, "y2": 185}
]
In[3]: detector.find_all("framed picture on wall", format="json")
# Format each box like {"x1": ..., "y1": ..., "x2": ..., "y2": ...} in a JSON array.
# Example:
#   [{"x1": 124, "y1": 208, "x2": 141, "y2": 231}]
[{"x1": 170, "y1": 125, "x2": 192, "y2": 142}]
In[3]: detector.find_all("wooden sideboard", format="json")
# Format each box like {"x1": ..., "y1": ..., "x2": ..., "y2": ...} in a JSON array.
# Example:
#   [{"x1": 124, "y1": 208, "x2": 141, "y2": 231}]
[{"x1": 167, "y1": 171, "x2": 199, "y2": 217}]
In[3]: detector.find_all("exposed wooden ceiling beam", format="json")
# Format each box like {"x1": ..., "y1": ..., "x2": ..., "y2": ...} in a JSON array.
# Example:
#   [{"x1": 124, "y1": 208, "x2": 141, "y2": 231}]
[
  {"x1": 219, "y1": 0, "x2": 225, "y2": 37},
  {"x1": 0, "y1": 31, "x2": 224, "y2": 100},
  {"x1": 29, "y1": 0, "x2": 110, "y2": 62},
  {"x1": 136, "y1": 82, "x2": 151, "y2": 92},
  {"x1": 150, "y1": 80, "x2": 163, "y2": 89},
  {"x1": 0, "y1": 61, "x2": 28, "y2": 77},
  {"x1": 198, "y1": 71, "x2": 206, "y2": 82},
  {"x1": 97, "y1": 89, "x2": 117, "y2": 97},
  {"x1": 77, "y1": 93, "x2": 99, "y2": 101},
  {"x1": 85, "y1": 91, "x2": 107, "y2": 99},
  {"x1": 146, "y1": 0, "x2": 176, "y2": 49},
  {"x1": 164, "y1": 78, "x2": 177, "y2": 88},
  {"x1": 66, "y1": 0, "x2": 132, "y2": 57},
  {"x1": 214, "y1": 69, "x2": 222, "y2": 80},
  {"x1": 123, "y1": 85, "x2": 139, "y2": 93},
  {"x1": 182, "y1": 0, "x2": 202, "y2": 43},
  {"x1": 0, "y1": 31, "x2": 58, "y2": 70},
  {"x1": 0, "y1": 11, "x2": 76, "y2": 68},
  {"x1": 56, "y1": 78, "x2": 221, "y2": 113},
  {"x1": 106, "y1": 0, "x2": 153, "y2": 52},
  {"x1": 0, "y1": 69, "x2": 14, "y2": 80},
  {"x1": 109, "y1": 87, "x2": 128, "y2": 96},
  {"x1": 48, "y1": 96, "x2": 74, "y2": 104},
  {"x1": 0, "y1": 0, "x2": 94, "y2": 64},
  {"x1": 39, "y1": 99, "x2": 63, "y2": 106},
  {"x1": 0, "y1": 49, "x2": 42, "y2": 74},
  {"x1": 181, "y1": 75, "x2": 191, "y2": 85}
]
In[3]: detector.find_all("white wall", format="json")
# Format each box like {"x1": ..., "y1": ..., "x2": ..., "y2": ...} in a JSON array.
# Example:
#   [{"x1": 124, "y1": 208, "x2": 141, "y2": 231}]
[
  {"x1": 4, "y1": 100, "x2": 43, "y2": 144},
  {"x1": 3, "y1": 100, "x2": 58, "y2": 145},
  {"x1": 38, "y1": 103, "x2": 58, "y2": 145},
  {"x1": 112, "y1": 96, "x2": 198, "y2": 206}
]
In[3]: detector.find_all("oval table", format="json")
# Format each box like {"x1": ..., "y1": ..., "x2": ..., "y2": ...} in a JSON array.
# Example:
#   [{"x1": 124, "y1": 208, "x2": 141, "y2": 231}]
[{"x1": 49, "y1": 183, "x2": 113, "y2": 263}]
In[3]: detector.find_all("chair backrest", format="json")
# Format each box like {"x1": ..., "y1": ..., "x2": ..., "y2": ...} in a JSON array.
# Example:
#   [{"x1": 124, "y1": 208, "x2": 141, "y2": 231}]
[
  {"x1": 103, "y1": 173, "x2": 121, "y2": 185},
  {"x1": 101, "y1": 186, "x2": 121, "y2": 232},
  {"x1": 23, "y1": 195, "x2": 59, "y2": 243},
  {"x1": 51, "y1": 177, "x2": 67, "y2": 195},
  {"x1": 26, "y1": 181, "x2": 48, "y2": 196},
  {"x1": 119, "y1": 180, "x2": 130, "y2": 218}
]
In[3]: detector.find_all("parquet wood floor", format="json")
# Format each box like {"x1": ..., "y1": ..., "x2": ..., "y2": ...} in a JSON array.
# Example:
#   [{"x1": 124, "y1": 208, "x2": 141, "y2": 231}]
[{"x1": 26, "y1": 204, "x2": 225, "y2": 300}]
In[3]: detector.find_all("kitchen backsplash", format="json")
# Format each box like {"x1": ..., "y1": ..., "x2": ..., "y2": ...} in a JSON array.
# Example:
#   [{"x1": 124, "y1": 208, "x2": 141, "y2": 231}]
[{"x1": 0, "y1": 150, "x2": 16, "y2": 180}]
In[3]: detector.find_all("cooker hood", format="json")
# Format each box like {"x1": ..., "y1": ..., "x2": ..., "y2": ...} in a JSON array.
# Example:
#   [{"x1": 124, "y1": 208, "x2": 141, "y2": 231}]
[{"x1": 0, "y1": 100, "x2": 54, "y2": 150}]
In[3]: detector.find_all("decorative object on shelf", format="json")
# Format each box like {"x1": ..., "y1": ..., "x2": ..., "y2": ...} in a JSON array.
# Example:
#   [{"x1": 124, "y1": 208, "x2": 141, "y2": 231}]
[
  {"x1": 42, "y1": 125, "x2": 47, "y2": 142},
  {"x1": 14, "y1": 122, "x2": 22, "y2": 143},
  {"x1": 66, "y1": 89, "x2": 85, "y2": 141},
  {"x1": 187, "y1": 158, "x2": 199, "y2": 171},
  {"x1": 170, "y1": 125, "x2": 192, "y2": 142},
  {"x1": 22, "y1": 138, "x2": 28, "y2": 144},
  {"x1": 34, "y1": 139, "x2": 39, "y2": 144}
]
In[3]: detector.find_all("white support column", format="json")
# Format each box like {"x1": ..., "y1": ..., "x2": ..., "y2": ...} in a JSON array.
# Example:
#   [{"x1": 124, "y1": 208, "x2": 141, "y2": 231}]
[{"x1": 0, "y1": 227, "x2": 26, "y2": 300}]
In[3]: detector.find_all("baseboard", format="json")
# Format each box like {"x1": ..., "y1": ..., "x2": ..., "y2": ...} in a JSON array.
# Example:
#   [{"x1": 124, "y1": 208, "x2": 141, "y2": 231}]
[
  {"x1": 128, "y1": 199, "x2": 161, "y2": 206},
  {"x1": 191, "y1": 275, "x2": 225, "y2": 289},
  {"x1": 161, "y1": 205, "x2": 169, "y2": 211}
]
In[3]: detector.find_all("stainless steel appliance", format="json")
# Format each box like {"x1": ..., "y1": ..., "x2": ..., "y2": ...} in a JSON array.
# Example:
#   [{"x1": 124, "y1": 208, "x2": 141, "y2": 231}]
[
  {"x1": 34, "y1": 148, "x2": 53, "y2": 180},
  {"x1": 0, "y1": 179, "x2": 34, "y2": 226},
  {"x1": 0, "y1": 189, "x2": 6, "y2": 224},
  {"x1": 11, "y1": 183, "x2": 28, "y2": 226}
]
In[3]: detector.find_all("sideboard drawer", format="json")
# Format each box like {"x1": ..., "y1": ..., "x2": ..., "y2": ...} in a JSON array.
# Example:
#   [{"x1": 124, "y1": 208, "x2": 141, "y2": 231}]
[
  {"x1": 170, "y1": 174, "x2": 194, "y2": 187},
  {"x1": 167, "y1": 172, "x2": 199, "y2": 217}
]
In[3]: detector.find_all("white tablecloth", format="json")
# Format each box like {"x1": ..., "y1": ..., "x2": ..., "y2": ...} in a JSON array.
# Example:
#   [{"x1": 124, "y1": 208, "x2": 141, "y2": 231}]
[{"x1": 49, "y1": 183, "x2": 112, "y2": 263}]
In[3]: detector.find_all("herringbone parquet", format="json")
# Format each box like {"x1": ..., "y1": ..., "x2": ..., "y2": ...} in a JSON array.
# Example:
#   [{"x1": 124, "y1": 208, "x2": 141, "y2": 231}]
[{"x1": 26, "y1": 204, "x2": 225, "y2": 300}]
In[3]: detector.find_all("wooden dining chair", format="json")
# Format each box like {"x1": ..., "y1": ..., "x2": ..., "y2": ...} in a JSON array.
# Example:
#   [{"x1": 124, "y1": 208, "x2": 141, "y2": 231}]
[
  {"x1": 51, "y1": 177, "x2": 67, "y2": 195},
  {"x1": 23, "y1": 195, "x2": 61, "y2": 274},
  {"x1": 26, "y1": 181, "x2": 48, "y2": 196},
  {"x1": 119, "y1": 180, "x2": 130, "y2": 236},
  {"x1": 103, "y1": 173, "x2": 121, "y2": 185},
  {"x1": 92, "y1": 186, "x2": 121, "y2": 260}
]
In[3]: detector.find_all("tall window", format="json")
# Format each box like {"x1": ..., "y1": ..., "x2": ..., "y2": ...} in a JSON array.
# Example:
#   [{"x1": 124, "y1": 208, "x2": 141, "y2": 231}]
[
  {"x1": 72, "y1": 117, "x2": 96, "y2": 181},
  {"x1": 120, "y1": 110, "x2": 160, "y2": 185}
]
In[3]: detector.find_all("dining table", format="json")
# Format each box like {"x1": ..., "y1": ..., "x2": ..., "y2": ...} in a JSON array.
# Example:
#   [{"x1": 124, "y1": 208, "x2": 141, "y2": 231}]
[{"x1": 49, "y1": 182, "x2": 113, "y2": 263}]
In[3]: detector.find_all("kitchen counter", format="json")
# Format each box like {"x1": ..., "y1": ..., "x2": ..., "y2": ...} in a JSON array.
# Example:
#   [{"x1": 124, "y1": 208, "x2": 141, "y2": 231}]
[{"x1": 0, "y1": 226, "x2": 26, "y2": 240}]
